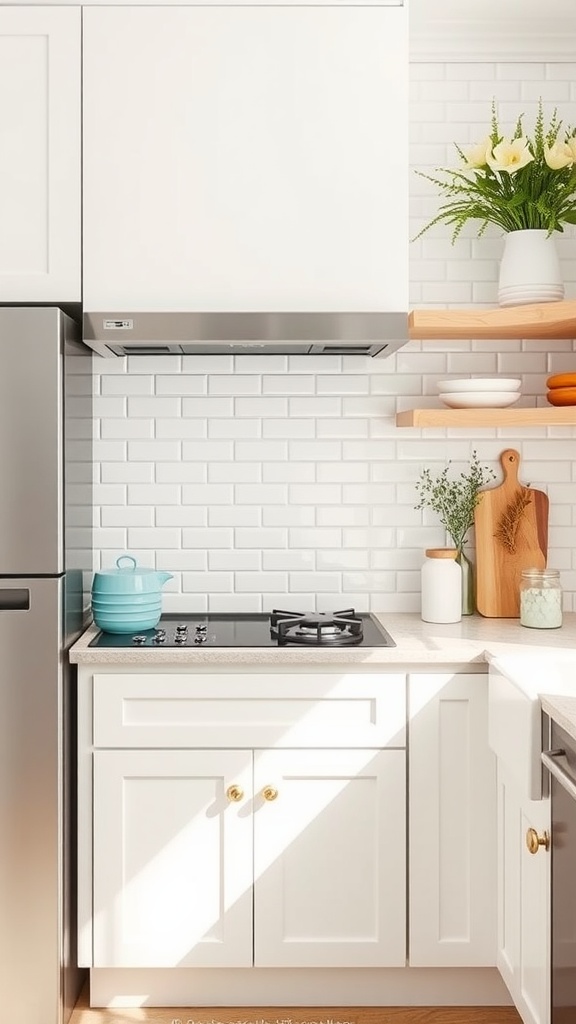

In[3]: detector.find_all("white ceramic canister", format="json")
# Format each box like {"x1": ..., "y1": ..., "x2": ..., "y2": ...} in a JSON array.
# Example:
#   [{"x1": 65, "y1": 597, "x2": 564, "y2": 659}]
[
  {"x1": 421, "y1": 548, "x2": 462, "y2": 624},
  {"x1": 519, "y1": 568, "x2": 563, "y2": 629}
]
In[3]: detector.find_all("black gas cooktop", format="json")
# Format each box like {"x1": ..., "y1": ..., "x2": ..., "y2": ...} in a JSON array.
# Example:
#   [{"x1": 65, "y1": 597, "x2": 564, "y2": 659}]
[{"x1": 89, "y1": 609, "x2": 396, "y2": 649}]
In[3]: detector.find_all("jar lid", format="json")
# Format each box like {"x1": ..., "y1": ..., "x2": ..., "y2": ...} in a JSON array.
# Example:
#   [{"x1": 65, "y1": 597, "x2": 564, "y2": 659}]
[
  {"x1": 425, "y1": 548, "x2": 458, "y2": 559},
  {"x1": 520, "y1": 567, "x2": 560, "y2": 578}
]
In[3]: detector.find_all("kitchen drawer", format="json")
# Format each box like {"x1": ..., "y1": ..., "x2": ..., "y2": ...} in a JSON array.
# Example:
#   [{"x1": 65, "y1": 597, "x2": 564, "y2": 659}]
[{"x1": 92, "y1": 672, "x2": 406, "y2": 749}]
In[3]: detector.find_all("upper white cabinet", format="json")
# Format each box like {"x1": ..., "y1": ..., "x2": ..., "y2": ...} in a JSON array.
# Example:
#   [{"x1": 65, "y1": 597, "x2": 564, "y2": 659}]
[
  {"x1": 82, "y1": 5, "x2": 407, "y2": 312},
  {"x1": 409, "y1": 672, "x2": 497, "y2": 967},
  {"x1": 0, "y1": 8, "x2": 80, "y2": 302}
]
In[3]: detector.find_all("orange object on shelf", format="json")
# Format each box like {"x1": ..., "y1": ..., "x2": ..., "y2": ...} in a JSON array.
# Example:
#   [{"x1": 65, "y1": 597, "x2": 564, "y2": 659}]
[
  {"x1": 547, "y1": 372, "x2": 576, "y2": 389},
  {"x1": 546, "y1": 387, "x2": 576, "y2": 406}
]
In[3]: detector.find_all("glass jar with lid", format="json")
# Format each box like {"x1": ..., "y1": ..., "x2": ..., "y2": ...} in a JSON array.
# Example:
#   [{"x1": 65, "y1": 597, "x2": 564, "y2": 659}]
[{"x1": 519, "y1": 568, "x2": 563, "y2": 629}]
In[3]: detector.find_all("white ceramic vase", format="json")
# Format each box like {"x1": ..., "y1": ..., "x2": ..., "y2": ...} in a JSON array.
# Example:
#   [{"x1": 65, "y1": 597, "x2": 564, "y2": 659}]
[{"x1": 498, "y1": 228, "x2": 564, "y2": 307}]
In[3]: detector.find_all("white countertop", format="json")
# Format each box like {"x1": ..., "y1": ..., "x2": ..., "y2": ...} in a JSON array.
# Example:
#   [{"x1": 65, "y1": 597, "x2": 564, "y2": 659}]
[{"x1": 69, "y1": 611, "x2": 576, "y2": 666}]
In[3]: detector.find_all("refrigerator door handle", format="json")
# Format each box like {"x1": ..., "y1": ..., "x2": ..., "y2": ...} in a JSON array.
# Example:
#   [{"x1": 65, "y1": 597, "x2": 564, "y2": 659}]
[{"x1": 0, "y1": 588, "x2": 30, "y2": 610}]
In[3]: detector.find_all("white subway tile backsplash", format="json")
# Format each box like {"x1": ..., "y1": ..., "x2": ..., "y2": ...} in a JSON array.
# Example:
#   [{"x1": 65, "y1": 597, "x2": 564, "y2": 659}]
[
  {"x1": 101, "y1": 507, "x2": 154, "y2": 528},
  {"x1": 100, "y1": 417, "x2": 151, "y2": 438},
  {"x1": 209, "y1": 462, "x2": 262, "y2": 483},
  {"x1": 209, "y1": 550, "x2": 261, "y2": 571},
  {"x1": 183, "y1": 573, "x2": 233, "y2": 593},
  {"x1": 208, "y1": 507, "x2": 260, "y2": 527},
  {"x1": 209, "y1": 375, "x2": 261, "y2": 395},
  {"x1": 263, "y1": 550, "x2": 315, "y2": 571},
  {"x1": 183, "y1": 527, "x2": 234, "y2": 548},
  {"x1": 155, "y1": 507, "x2": 206, "y2": 527},
  {"x1": 208, "y1": 419, "x2": 261, "y2": 439},
  {"x1": 235, "y1": 573, "x2": 288, "y2": 593},
  {"x1": 235, "y1": 484, "x2": 288, "y2": 505},
  {"x1": 235, "y1": 528, "x2": 287, "y2": 548},
  {"x1": 101, "y1": 374, "x2": 154, "y2": 395},
  {"x1": 236, "y1": 397, "x2": 288, "y2": 417},
  {"x1": 262, "y1": 419, "x2": 316, "y2": 439},
  {"x1": 262, "y1": 507, "x2": 315, "y2": 527},
  {"x1": 290, "y1": 572, "x2": 341, "y2": 593},
  {"x1": 156, "y1": 419, "x2": 207, "y2": 439},
  {"x1": 90, "y1": 59, "x2": 576, "y2": 611},
  {"x1": 127, "y1": 483, "x2": 180, "y2": 506},
  {"x1": 128, "y1": 440, "x2": 180, "y2": 461},
  {"x1": 155, "y1": 375, "x2": 207, "y2": 395},
  {"x1": 156, "y1": 462, "x2": 207, "y2": 483},
  {"x1": 182, "y1": 396, "x2": 234, "y2": 417},
  {"x1": 289, "y1": 484, "x2": 341, "y2": 505},
  {"x1": 262, "y1": 375, "x2": 315, "y2": 394},
  {"x1": 183, "y1": 484, "x2": 233, "y2": 505}
]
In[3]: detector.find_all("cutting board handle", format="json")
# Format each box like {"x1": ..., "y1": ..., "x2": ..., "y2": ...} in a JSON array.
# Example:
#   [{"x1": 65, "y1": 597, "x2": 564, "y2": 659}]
[{"x1": 500, "y1": 448, "x2": 520, "y2": 485}]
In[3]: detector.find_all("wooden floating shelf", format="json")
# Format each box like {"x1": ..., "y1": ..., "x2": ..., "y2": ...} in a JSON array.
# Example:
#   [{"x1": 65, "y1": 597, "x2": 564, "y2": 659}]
[
  {"x1": 409, "y1": 299, "x2": 576, "y2": 340},
  {"x1": 396, "y1": 406, "x2": 576, "y2": 428}
]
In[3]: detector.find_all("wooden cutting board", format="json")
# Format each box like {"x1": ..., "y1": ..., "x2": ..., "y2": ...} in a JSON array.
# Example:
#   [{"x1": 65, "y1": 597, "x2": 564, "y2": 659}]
[{"x1": 474, "y1": 448, "x2": 549, "y2": 618}]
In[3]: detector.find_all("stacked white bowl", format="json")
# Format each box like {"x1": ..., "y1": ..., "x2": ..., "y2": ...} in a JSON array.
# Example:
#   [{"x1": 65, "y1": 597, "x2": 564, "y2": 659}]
[{"x1": 436, "y1": 378, "x2": 522, "y2": 409}]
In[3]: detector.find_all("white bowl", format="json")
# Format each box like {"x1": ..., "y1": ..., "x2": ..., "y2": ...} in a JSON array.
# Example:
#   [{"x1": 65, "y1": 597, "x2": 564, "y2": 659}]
[
  {"x1": 439, "y1": 391, "x2": 522, "y2": 409},
  {"x1": 437, "y1": 378, "x2": 521, "y2": 394}
]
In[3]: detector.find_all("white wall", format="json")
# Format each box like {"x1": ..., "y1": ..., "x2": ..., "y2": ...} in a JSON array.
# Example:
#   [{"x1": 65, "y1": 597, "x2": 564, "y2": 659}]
[{"x1": 92, "y1": 57, "x2": 576, "y2": 615}]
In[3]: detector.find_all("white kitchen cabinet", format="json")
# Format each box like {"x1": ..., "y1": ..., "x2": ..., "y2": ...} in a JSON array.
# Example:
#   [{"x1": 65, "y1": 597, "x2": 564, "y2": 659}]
[
  {"x1": 496, "y1": 761, "x2": 550, "y2": 1024},
  {"x1": 82, "y1": 5, "x2": 407, "y2": 313},
  {"x1": 409, "y1": 672, "x2": 497, "y2": 967},
  {"x1": 80, "y1": 670, "x2": 407, "y2": 971},
  {"x1": 0, "y1": 7, "x2": 80, "y2": 302},
  {"x1": 93, "y1": 749, "x2": 253, "y2": 968},
  {"x1": 253, "y1": 747, "x2": 405, "y2": 967}
]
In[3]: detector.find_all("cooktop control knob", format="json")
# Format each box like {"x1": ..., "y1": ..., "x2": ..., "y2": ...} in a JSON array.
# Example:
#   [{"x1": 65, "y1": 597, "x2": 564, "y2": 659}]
[
  {"x1": 132, "y1": 635, "x2": 147, "y2": 645},
  {"x1": 194, "y1": 634, "x2": 207, "y2": 644},
  {"x1": 174, "y1": 633, "x2": 187, "y2": 644}
]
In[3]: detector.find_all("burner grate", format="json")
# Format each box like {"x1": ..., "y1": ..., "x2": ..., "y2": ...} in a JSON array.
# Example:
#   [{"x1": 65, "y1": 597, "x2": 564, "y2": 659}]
[{"x1": 270, "y1": 608, "x2": 364, "y2": 646}]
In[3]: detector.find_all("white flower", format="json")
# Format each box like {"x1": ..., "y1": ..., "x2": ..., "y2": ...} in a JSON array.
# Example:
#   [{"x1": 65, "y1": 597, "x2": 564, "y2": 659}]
[
  {"x1": 563, "y1": 136, "x2": 576, "y2": 163},
  {"x1": 486, "y1": 137, "x2": 534, "y2": 174},
  {"x1": 544, "y1": 141, "x2": 574, "y2": 170},
  {"x1": 462, "y1": 138, "x2": 491, "y2": 169}
]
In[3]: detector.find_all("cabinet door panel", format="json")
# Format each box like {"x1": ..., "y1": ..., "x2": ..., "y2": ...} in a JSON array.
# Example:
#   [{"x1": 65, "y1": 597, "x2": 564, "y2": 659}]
[
  {"x1": 253, "y1": 748, "x2": 406, "y2": 967},
  {"x1": 497, "y1": 762, "x2": 550, "y2": 1024},
  {"x1": 93, "y1": 750, "x2": 252, "y2": 967},
  {"x1": 0, "y1": 8, "x2": 80, "y2": 301},
  {"x1": 83, "y1": 5, "x2": 407, "y2": 311},
  {"x1": 409, "y1": 672, "x2": 497, "y2": 966}
]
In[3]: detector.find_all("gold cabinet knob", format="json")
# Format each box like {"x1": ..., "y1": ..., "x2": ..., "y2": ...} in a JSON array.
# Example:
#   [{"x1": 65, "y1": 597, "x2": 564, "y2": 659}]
[
  {"x1": 526, "y1": 827, "x2": 550, "y2": 854},
  {"x1": 262, "y1": 786, "x2": 279, "y2": 802},
  {"x1": 226, "y1": 784, "x2": 244, "y2": 803}
]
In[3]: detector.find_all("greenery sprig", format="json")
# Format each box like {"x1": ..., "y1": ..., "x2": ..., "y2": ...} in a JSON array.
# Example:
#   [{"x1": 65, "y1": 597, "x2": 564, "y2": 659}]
[
  {"x1": 414, "y1": 101, "x2": 576, "y2": 243},
  {"x1": 414, "y1": 451, "x2": 496, "y2": 551}
]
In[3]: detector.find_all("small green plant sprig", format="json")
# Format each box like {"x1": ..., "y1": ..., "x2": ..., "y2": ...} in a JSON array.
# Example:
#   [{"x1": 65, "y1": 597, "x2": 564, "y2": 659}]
[
  {"x1": 414, "y1": 101, "x2": 576, "y2": 243},
  {"x1": 414, "y1": 451, "x2": 496, "y2": 551}
]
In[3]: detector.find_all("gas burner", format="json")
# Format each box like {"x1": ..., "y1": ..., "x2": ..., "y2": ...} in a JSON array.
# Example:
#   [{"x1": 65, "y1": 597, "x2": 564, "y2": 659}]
[{"x1": 270, "y1": 609, "x2": 364, "y2": 646}]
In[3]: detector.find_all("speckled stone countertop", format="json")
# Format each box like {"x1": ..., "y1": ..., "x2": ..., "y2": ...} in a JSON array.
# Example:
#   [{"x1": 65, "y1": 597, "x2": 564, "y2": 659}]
[
  {"x1": 69, "y1": 611, "x2": 576, "y2": 666},
  {"x1": 541, "y1": 695, "x2": 576, "y2": 742}
]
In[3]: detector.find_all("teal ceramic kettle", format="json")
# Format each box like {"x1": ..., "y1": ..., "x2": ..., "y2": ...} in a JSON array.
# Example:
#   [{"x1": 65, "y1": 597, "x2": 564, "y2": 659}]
[{"x1": 91, "y1": 555, "x2": 173, "y2": 632}]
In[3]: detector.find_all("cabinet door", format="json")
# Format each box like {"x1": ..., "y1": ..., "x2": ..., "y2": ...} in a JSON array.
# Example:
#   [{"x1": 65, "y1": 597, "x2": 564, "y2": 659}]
[
  {"x1": 497, "y1": 762, "x2": 550, "y2": 1024},
  {"x1": 83, "y1": 5, "x2": 407, "y2": 312},
  {"x1": 0, "y1": 8, "x2": 80, "y2": 301},
  {"x1": 92, "y1": 749, "x2": 252, "y2": 968},
  {"x1": 409, "y1": 672, "x2": 497, "y2": 966},
  {"x1": 253, "y1": 748, "x2": 406, "y2": 967}
]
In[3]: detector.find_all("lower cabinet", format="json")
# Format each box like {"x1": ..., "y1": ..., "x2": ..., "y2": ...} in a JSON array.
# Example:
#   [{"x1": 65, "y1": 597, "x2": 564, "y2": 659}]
[
  {"x1": 83, "y1": 670, "x2": 407, "y2": 970},
  {"x1": 496, "y1": 761, "x2": 550, "y2": 1024},
  {"x1": 409, "y1": 672, "x2": 497, "y2": 966}
]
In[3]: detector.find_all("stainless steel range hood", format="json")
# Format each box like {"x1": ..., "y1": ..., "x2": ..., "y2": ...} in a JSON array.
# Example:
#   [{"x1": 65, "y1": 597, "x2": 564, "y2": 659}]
[{"x1": 83, "y1": 311, "x2": 408, "y2": 358}]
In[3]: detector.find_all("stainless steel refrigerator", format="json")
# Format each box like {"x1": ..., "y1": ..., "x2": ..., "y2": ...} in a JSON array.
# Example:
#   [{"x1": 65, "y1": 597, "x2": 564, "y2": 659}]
[{"x1": 0, "y1": 307, "x2": 92, "y2": 1024}]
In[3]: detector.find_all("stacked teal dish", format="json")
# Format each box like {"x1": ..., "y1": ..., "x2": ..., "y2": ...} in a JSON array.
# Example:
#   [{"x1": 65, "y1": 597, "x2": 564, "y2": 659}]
[{"x1": 91, "y1": 555, "x2": 173, "y2": 633}]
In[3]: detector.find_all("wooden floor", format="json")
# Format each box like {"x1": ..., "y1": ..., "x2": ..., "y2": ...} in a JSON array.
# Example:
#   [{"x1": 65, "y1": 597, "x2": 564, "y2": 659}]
[{"x1": 69, "y1": 987, "x2": 522, "y2": 1024}]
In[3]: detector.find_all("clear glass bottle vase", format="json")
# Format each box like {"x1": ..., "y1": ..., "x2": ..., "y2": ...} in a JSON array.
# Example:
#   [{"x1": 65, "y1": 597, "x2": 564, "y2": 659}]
[{"x1": 456, "y1": 548, "x2": 475, "y2": 616}]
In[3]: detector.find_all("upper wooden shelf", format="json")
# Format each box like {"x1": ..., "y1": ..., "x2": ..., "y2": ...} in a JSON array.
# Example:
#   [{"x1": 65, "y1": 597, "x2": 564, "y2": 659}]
[{"x1": 409, "y1": 299, "x2": 576, "y2": 340}]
